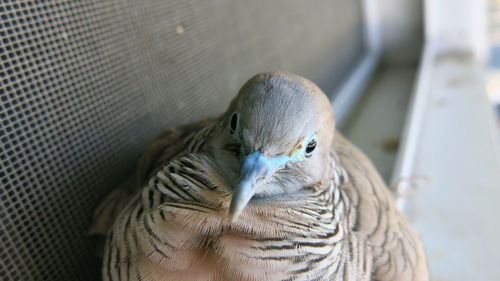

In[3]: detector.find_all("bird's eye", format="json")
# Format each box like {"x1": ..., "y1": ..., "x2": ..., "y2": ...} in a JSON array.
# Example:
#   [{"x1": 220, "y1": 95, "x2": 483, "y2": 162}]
[
  {"x1": 305, "y1": 135, "x2": 317, "y2": 158},
  {"x1": 229, "y1": 112, "x2": 239, "y2": 134}
]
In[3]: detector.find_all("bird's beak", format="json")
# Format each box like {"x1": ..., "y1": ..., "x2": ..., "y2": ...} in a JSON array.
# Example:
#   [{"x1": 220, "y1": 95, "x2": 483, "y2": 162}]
[{"x1": 229, "y1": 151, "x2": 290, "y2": 222}]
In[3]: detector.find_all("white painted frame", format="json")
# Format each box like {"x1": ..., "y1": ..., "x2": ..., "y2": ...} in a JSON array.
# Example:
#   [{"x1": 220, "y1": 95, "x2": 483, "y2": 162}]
[
  {"x1": 392, "y1": 0, "x2": 492, "y2": 199},
  {"x1": 390, "y1": 1, "x2": 500, "y2": 279},
  {"x1": 331, "y1": 0, "x2": 382, "y2": 125}
]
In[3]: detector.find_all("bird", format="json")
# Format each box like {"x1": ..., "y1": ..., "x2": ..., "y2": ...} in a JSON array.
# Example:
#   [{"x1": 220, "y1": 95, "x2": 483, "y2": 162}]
[{"x1": 91, "y1": 72, "x2": 429, "y2": 281}]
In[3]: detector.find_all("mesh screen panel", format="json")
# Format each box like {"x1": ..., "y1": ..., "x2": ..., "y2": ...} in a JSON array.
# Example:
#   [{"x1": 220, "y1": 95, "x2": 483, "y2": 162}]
[{"x1": 0, "y1": 0, "x2": 364, "y2": 280}]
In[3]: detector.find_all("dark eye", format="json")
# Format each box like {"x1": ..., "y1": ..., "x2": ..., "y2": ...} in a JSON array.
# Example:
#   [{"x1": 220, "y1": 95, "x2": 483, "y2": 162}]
[
  {"x1": 305, "y1": 138, "x2": 317, "y2": 158},
  {"x1": 229, "y1": 112, "x2": 239, "y2": 134}
]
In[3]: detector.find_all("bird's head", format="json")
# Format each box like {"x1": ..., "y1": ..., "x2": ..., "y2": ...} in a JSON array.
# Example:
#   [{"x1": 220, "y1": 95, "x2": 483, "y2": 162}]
[{"x1": 215, "y1": 72, "x2": 335, "y2": 221}]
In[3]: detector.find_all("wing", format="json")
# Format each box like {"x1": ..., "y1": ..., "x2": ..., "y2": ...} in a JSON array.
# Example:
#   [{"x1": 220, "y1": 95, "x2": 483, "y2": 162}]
[
  {"x1": 89, "y1": 118, "x2": 218, "y2": 240},
  {"x1": 135, "y1": 118, "x2": 217, "y2": 186},
  {"x1": 333, "y1": 133, "x2": 429, "y2": 281},
  {"x1": 102, "y1": 153, "x2": 230, "y2": 281}
]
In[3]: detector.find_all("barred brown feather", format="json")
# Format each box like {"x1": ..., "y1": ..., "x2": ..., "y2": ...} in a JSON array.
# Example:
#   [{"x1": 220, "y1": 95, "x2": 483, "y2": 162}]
[{"x1": 94, "y1": 72, "x2": 428, "y2": 281}]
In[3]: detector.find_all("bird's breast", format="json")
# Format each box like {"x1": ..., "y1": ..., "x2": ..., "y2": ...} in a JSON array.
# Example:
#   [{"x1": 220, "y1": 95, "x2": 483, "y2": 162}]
[{"x1": 134, "y1": 196, "x2": 343, "y2": 281}]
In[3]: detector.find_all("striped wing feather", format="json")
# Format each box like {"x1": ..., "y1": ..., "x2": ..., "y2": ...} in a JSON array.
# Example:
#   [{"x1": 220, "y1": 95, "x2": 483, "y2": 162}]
[
  {"x1": 334, "y1": 133, "x2": 428, "y2": 281},
  {"x1": 90, "y1": 118, "x2": 217, "y2": 239}
]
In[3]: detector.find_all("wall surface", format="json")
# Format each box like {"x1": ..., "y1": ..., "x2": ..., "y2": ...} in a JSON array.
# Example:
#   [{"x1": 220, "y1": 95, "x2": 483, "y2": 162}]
[{"x1": 378, "y1": 0, "x2": 424, "y2": 64}]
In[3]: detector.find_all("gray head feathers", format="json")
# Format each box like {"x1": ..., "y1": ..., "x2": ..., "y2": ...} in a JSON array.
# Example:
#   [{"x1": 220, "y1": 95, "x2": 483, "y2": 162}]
[{"x1": 226, "y1": 72, "x2": 335, "y2": 157}]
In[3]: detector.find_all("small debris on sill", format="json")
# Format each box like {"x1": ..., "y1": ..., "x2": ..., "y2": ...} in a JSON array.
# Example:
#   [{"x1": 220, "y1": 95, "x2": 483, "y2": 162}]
[{"x1": 176, "y1": 25, "x2": 185, "y2": 35}]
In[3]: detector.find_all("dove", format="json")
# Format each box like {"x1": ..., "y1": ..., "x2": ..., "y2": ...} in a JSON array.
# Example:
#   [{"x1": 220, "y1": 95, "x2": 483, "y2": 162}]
[{"x1": 93, "y1": 72, "x2": 428, "y2": 281}]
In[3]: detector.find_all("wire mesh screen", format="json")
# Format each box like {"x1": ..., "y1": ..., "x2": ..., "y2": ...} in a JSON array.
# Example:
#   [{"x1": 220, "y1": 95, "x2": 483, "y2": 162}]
[{"x1": 0, "y1": 0, "x2": 364, "y2": 280}]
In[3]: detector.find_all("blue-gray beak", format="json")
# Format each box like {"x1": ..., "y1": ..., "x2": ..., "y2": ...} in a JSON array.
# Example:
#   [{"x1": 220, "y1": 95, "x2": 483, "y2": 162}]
[{"x1": 229, "y1": 151, "x2": 291, "y2": 221}]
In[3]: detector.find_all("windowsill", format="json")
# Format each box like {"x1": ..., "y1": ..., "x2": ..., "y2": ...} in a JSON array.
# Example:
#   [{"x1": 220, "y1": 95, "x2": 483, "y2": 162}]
[
  {"x1": 394, "y1": 44, "x2": 500, "y2": 280},
  {"x1": 339, "y1": 63, "x2": 417, "y2": 183}
]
